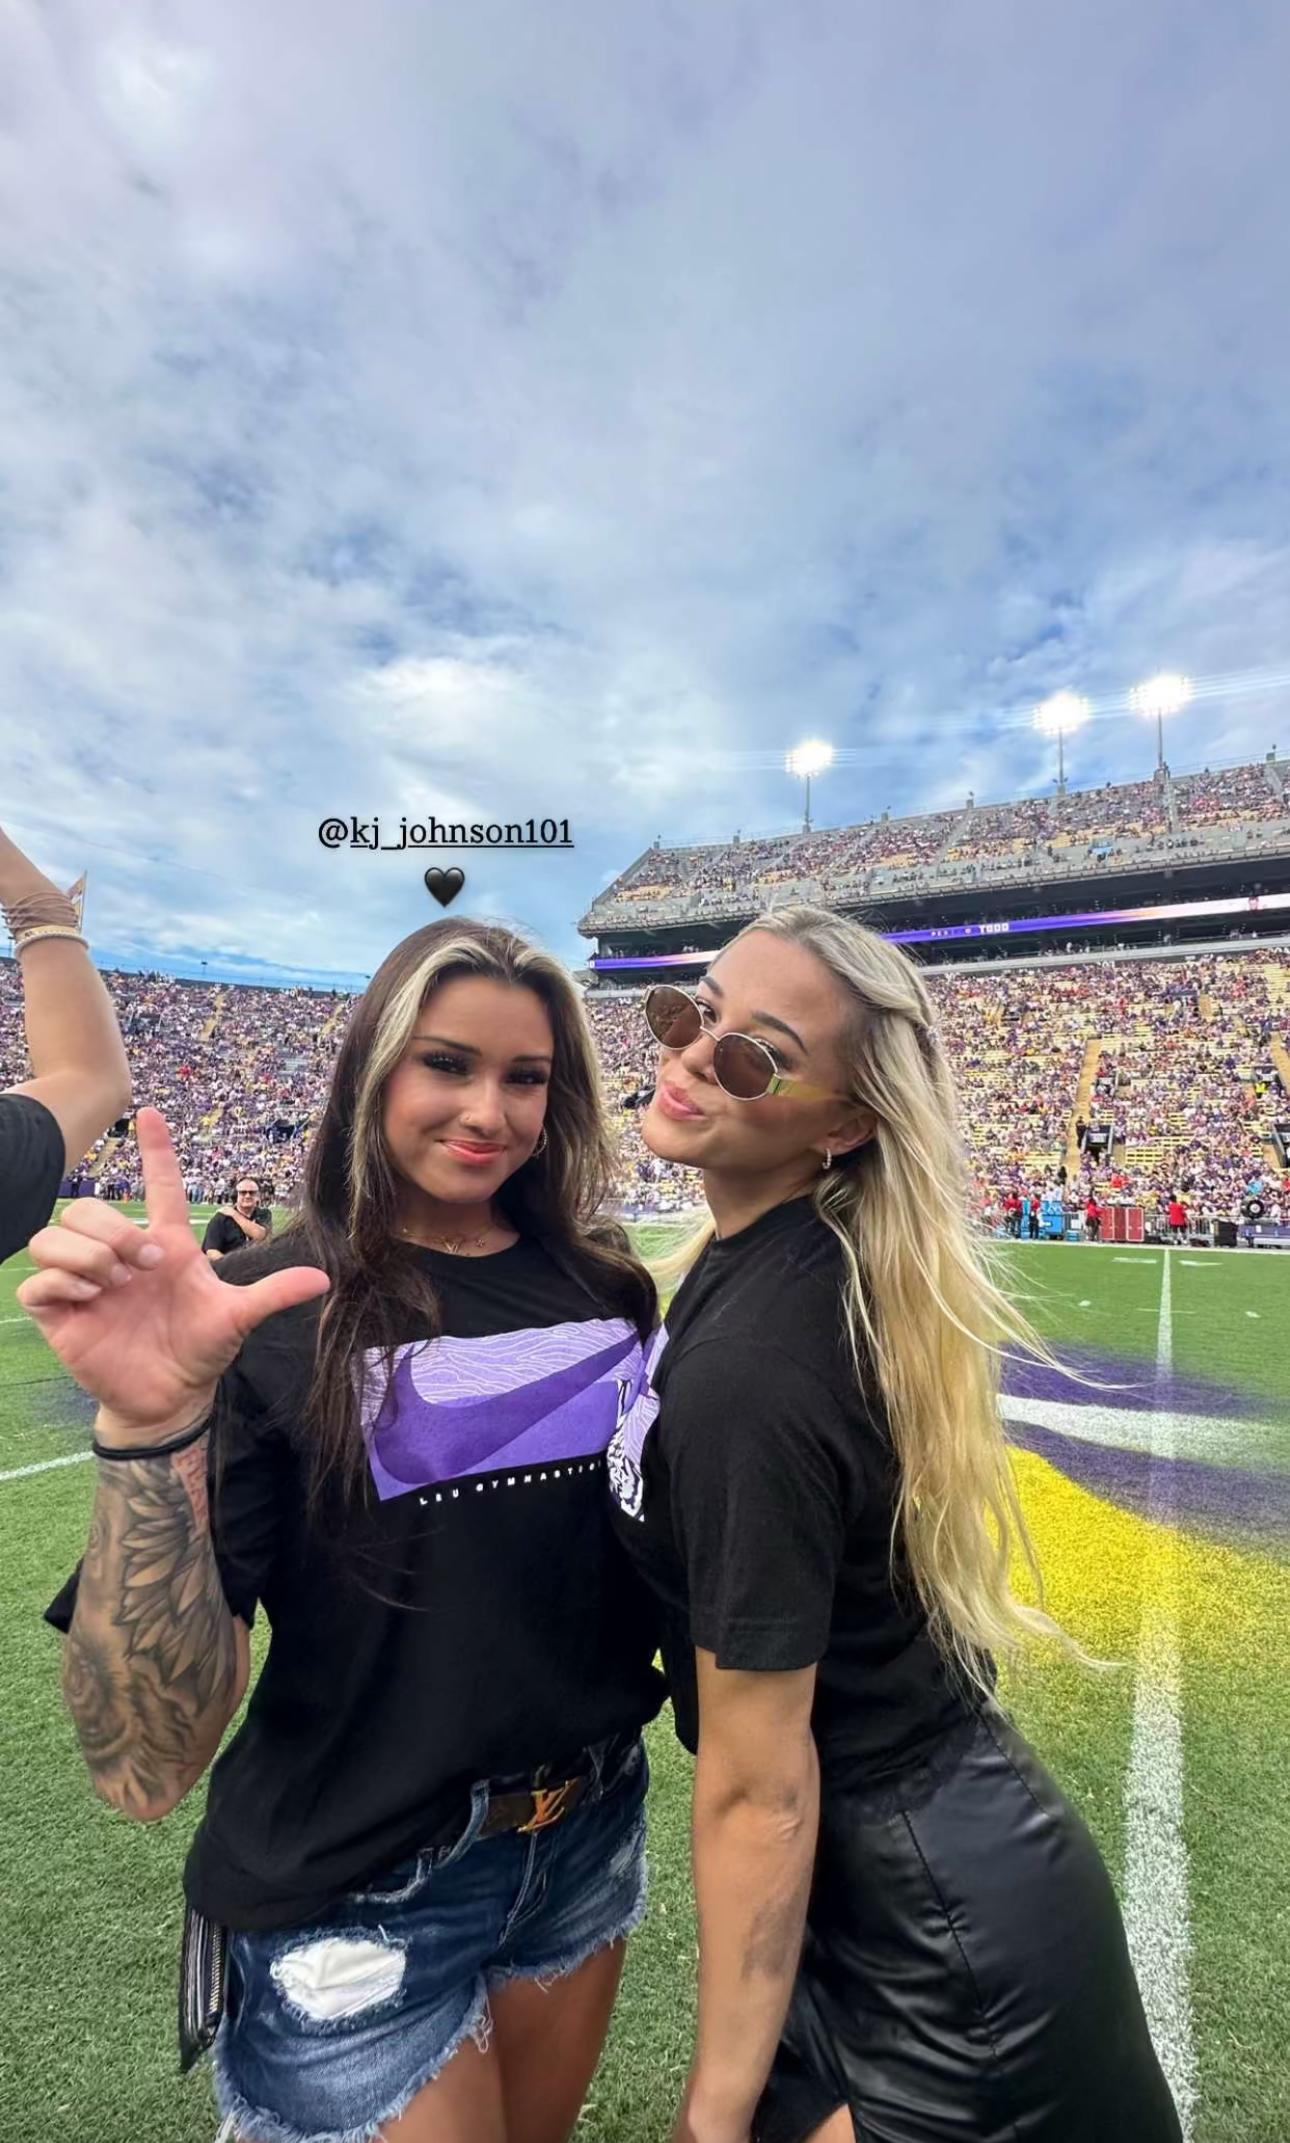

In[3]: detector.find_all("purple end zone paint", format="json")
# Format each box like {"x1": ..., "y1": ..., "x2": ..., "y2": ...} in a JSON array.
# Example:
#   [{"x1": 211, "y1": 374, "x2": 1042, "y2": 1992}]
[
  {"x1": 1007, "y1": 1418, "x2": 1290, "y2": 1544},
  {"x1": 1004, "y1": 1349, "x2": 1267, "y2": 1421}
]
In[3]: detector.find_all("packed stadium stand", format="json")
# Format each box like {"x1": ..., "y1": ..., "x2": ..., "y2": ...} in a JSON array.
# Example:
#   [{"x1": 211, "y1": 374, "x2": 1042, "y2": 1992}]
[
  {"x1": 0, "y1": 967, "x2": 351, "y2": 1208},
  {"x1": 581, "y1": 756, "x2": 1290, "y2": 931},
  {"x1": 2, "y1": 943, "x2": 1284, "y2": 1235},
  {"x1": 578, "y1": 754, "x2": 1290, "y2": 1237},
  {"x1": 587, "y1": 950, "x2": 1289, "y2": 1227},
  {"x1": 2, "y1": 760, "x2": 1288, "y2": 1240}
]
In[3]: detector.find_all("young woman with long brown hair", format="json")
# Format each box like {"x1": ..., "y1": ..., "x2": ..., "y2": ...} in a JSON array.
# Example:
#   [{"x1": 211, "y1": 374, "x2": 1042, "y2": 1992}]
[
  {"x1": 607, "y1": 905, "x2": 1182, "y2": 2143},
  {"x1": 25, "y1": 918, "x2": 664, "y2": 2143}
]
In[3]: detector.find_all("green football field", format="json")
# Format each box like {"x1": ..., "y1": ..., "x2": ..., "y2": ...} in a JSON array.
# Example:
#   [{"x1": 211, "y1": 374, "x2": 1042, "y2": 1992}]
[{"x1": 1, "y1": 1216, "x2": 1286, "y2": 2143}]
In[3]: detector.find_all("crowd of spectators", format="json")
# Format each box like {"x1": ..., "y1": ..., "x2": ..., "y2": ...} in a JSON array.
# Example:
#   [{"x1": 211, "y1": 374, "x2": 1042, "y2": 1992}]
[
  {"x1": 580, "y1": 950, "x2": 1289, "y2": 1227},
  {"x1": 858, "y1": 810, "x2": 961, "y2": 869},
  {"x1": 3, "y1": 944, "x2": 1286, "y2": 1233},
  {"x1": 930, "y1": 964, "x2": 1090, "y2": 1197},
  {"x1": 1051, "y1": 775, "x2": 1167, "y2": 843},
  {"x1": 606, "y1": 824, "x2": 880, "y2": 910},
  {"x1": 583, "y1": 760, "x2": 1289, "y2": 928},
  {"x1": 1173, "y1": 761, "x2": 1287, "y2": 827},
  {"x1": 0, "y1": 964, "x2": 350, "y2": 1205},
  {"x1": 582, "y1": 995, "x2": 698, "y2": 1217},
  {"x1": 956, "y1": 953, "x2": 1287, "y2": 1232},
  {"x1": 1072, "y1": 954, "x2": 1285, "y2": 1219},
  {"x1": 945, "y1": 797, "x2": 1054, "y2": 862}
]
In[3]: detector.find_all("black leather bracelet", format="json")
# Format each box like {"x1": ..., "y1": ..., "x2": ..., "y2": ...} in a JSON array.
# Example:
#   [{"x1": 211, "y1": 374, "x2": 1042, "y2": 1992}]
[{"x1": 91, "y1": 1414, "x2": 213, "y2": 1462}]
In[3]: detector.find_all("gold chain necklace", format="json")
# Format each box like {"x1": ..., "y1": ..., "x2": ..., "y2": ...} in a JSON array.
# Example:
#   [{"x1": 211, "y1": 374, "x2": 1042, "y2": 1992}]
[{"x1": 399, "y1": 1222, "x2": 497, "y2": 1255}]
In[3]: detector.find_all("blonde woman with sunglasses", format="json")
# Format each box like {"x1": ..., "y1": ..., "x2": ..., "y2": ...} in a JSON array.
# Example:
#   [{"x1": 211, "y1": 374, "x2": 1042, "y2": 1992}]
[{"x1": 607, "y1": 907, "x2": 1181, "y2": 2143}]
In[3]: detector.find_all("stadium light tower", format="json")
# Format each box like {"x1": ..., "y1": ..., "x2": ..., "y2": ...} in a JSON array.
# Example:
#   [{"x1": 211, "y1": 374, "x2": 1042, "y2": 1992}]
[
  {"x1": 1128, "y1": 672, "x2": 1192, "y2": 775},
  {"x1": 1032, "y1": 691, "x2": 1091, "y2": 793},
  {"x1": 786, "y1": 739, "x2": 835, "y2": 832}
]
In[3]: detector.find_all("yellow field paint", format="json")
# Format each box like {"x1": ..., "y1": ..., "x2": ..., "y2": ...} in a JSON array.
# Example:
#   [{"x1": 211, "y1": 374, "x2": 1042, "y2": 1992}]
[{"x1": 1008, "y1": 1448, "x2": 1290, "y2": 1671}]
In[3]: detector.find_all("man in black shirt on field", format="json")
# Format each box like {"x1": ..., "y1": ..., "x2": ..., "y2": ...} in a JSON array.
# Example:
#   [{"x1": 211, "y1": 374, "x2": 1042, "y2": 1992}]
[
  {"x1": 201, "y1": 1177, "x2": 272, "y2": 1261},
  {"x1": 0, "y1": 825, "x2": 131, "y2": 1263}
]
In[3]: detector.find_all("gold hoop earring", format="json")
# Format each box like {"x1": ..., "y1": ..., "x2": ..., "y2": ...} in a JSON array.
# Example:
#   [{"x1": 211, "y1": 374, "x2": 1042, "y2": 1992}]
[{"x1": 532, "y1": 1128, "x2": 548, "y2": 1158}]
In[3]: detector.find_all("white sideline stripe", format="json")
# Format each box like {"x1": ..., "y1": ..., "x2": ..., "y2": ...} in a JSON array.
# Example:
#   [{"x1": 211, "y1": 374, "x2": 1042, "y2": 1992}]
[
  {"x1": 1001, "y1": 1392, "x2": 1257, "y2": 1466},
  {"x1": 0, "y1": 1450, "x2": 93, "y2": 1483},
  {"x1": 1121, "y1": 1248, "x2": 1198, "y2": 2135}
]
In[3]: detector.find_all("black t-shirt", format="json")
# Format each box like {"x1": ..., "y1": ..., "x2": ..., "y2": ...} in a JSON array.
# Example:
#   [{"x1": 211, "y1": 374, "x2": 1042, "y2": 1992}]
[
  {"x1": 48, "y1": 1236, "x2": 665, "y2": 1930},
  {"x1": 0, "y1": 1093, "x2": 64, "y2": 1264},
  {"x1": 608, "y1": 1195, "x2": 978, "y2": 1776},
  {"x1": 201, "y1": 1210, "x2": 268, "y2": 1256}
]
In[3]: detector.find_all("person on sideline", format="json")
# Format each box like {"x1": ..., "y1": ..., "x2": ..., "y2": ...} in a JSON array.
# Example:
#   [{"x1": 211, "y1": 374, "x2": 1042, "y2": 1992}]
[
  {"x1": 608, "y1": 906, "x2": 1181, "y2": 2143},
  {"x1": 0, "y1": 824, "x2": 131, "y2": 1263},
  {"x1": 202, "y1": 1177, "x2": 271, "y2": 1260},
  {"x1": 27, "y1": 920, "x2": 664, "y2": 2143}
]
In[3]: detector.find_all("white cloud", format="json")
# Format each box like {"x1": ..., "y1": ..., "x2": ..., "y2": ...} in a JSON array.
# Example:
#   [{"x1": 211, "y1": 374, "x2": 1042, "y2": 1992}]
[{"x1": 1, "y1": 0, "x2": 1288, "y2": 979}]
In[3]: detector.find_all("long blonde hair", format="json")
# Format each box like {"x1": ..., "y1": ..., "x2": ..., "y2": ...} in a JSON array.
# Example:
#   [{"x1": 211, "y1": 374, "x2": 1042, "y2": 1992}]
[{"x1": 654, "y1": 904, "x2": 1089, "y2": 1695}]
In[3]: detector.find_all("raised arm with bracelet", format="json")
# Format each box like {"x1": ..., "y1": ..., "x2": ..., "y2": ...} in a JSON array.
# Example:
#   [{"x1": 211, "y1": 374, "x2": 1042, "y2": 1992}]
[
  {"x1": 0, "y1": 824, "x2": 132, "y2": 1180},
  {"x1": 20, "y1": 1108, "x2": 329, "y2": 1820}
]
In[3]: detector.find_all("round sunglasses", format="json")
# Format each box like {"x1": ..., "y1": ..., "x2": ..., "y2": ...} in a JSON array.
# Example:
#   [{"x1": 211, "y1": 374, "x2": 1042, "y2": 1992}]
[{"x1": 642, "y1": 983, "x2": 841, "y2": 1102}]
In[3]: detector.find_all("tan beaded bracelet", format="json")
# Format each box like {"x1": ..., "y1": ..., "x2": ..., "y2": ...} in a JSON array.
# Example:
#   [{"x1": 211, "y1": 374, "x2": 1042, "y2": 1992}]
[
  {"x1": 3, "y1": 892, "x2": 80, "y2": 935},
  {"x1": 12, "y1": 925, "x2": 88, "y2": 952}
]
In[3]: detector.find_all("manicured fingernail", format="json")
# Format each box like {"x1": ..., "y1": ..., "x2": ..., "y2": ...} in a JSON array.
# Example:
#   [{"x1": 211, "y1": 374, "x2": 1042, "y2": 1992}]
[
  {"x1": 138, "y1": 1244, "x2": 164, "y2": 1267},
  {"x1": 109, "y1": 1266, "x2": 132, "y2": 1286},
  {"x1": 70, "y1": 1279, "x2": 100, "y2": 1298}
]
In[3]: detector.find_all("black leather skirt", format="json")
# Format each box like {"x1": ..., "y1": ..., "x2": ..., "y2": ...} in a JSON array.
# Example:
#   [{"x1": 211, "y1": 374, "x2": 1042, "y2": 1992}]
[{"x1": 755, "y1": 1703, "x2": 1184, "y2": 2143}]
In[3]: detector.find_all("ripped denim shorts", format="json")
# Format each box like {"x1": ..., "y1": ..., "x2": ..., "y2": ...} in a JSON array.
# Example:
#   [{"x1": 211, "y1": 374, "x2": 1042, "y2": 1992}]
[{"x1": 213, "y1": 1734, "x2": 648, "y2": 2143}]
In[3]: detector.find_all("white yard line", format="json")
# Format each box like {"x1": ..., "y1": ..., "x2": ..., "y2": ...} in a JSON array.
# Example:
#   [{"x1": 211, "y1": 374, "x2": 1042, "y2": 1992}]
[
  {"x1": 0, "y1": 1450, "x2": 93, "y2": 1483},
  {"x1": 1001, "y1": 1391, "x2": 1259, "y2": 1466},
  {"x1": 1121, "y1": 1248, "x2": 1198, "y2": 2135}
]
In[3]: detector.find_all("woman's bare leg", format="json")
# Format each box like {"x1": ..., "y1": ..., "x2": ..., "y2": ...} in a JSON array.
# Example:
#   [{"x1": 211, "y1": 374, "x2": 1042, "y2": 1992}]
[
  {"x1": 375, "y1": 2025, "x2": 509, "y2": 2143},
  {"x1": 490, "y1": 1939, "x2": 628, "y2": 2143}
]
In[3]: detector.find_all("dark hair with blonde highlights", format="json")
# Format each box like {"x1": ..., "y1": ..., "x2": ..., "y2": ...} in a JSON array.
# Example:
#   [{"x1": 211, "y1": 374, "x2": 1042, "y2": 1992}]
[{"x1": 224, "y1": 917, "x2": 655, "y2": 1519}]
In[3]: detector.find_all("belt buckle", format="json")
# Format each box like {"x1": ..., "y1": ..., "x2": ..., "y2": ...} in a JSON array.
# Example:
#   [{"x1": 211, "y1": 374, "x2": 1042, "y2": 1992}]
[{"x1": 516, "y1": 1778, "x2": 577, "y2": 1834}]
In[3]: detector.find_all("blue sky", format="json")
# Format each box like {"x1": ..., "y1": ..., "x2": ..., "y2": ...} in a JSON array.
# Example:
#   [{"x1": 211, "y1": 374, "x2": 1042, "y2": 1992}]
[{"x1": 1, "y1": 0, "x2": 1288, "y2": 986}]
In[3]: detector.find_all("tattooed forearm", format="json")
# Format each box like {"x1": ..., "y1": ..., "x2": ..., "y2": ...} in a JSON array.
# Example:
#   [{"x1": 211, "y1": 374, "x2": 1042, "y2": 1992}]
[
  {"x1": 104, "y1": 1454, "x2": 235, "y2": 1711},
  {"x1": 63, "y1": 1442, "x2": 241, "y2": 1819},
  {"x1": 62, "y1": 1620, "x2": 206, "y2": 1818},
  {"x1": 172, "y1": 1438, "x2": 211, "y2": 1531}
]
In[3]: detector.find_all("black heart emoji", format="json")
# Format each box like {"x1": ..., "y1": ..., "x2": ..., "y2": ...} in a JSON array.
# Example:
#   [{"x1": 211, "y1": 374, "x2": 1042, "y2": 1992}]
[{"x1": 424, "y1": 867, "x2": 466, "y2": 907}]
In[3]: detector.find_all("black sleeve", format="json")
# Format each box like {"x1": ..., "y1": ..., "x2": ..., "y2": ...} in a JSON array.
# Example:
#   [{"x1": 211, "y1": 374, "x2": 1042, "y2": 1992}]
[
  {"x1": 201, "y1": 1213, "x2": 238, "y2": 1255},
  {"x1": 663, "y1": 1340, "x2": 864, "y2": 1672},
  {"x1": 44, "y1": 1349, "x2": 285, "y2": 1636},
  {"x1": 0, "y1": 1093, "x2": 66, "y2": 1264},
  {"x1": 206, "y1": 1349, "x2": 288, "y2": 1627}
]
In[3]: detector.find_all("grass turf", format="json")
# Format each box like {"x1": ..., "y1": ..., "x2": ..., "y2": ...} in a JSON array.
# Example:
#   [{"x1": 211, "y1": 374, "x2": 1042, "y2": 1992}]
[{"x1": 0, "y1": 1220, "x2": 1286, "y2": 2141}]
